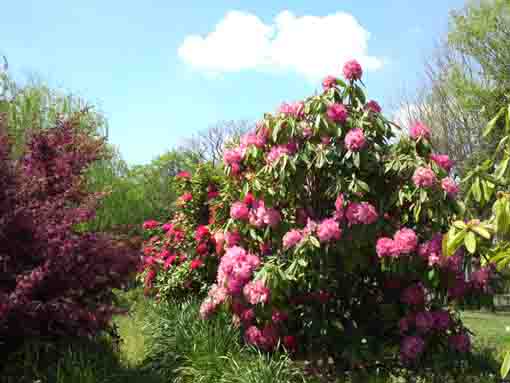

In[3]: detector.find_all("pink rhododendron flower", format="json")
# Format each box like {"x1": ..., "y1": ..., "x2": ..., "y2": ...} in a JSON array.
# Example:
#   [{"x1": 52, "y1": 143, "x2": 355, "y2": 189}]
[
  {"x1": 164, "y1": 255, "x2": 177, "y2": 270},
  {"x1": 327, "y1": 103, "x2": 348, "y2": 123},
  {"x1": 162, "y1": 222, "x2": 173, "y2": 232},
  {"x1": 432, "y1": 310, "x2": 451, "y2": 330},
  {"x1": 322, "y1": 75, "x2": 337, "y2": 90},
  {"x1": 176, "y1": 171, "x2": 191, "y2": 179},
  {"x1": 412, "y1": 167, "x2": 437, "y2": 188},
  {"x1": 230, "y1": 202, "x2": 250, "y2": 221},
  {"x1": 241, "y1": 131, "x2": 267, "y2": 148},
  {"x1": 415, "y1": 311, "x2": 434, "y2": 333},
  {"x1": 244, "y1": 326, "x2": 263, "y2": 346},
  {"x1": 430, "y1": 153, "x2": 454, "y2": 172},
  {"x1": 190, "y1": 258, "x2": 204, "y2": 270},
  {"x1": 344, "y1": 128, "x2": 366, "y2": 151},
  {"x1": 241, "y1": 308, "x2": 255, "y2": 324},
  {"x1": 335, "y1": 194, "x2": 344, "y2": 212},
  {"x1": 346, "y1": 202, "x2": 378, "y2": 225},
  {"x1": 283, "y1": 335, "x2": 297, "y2": 351},
  {"x1": 394, "y1": 228, "x2": 418, "y2": 254},
  {"x1": 401, "y1": 336, "x2": 425, "y2": 361},
  {"x1": 225, "y1": 230, "x2": 241, "y2": 247},
  {"x1": 376, "y1": 237, "x2": 399, "y2": 258},
  {"x1": 199, "y1": 299, "x2": 216, "y2": 319},
  {"x1": 471, "y1": 266, "x2": 492, "y2": 290},
  {"x1": 343, "y1": 59, "x2": 363, "y2": 81},
  {"x1": 283, "y1": 229, "x2": 303, "y2": 250},
  {"x1": 317, "y1": 218, "x2": 342, "y2": 242},
  {"x1": 259, "y1": 325, "x2": 279, "y2": 350},
  {"x1": 181, "y1": 192, "x2": 193, "y2": 202},
  {"x1": 401, "y1": 283, "x2": 425, "y2": 306},
  {"x1": 418, "y1": 234, "x2": 443, "y2": 266},
  {"x1": 266, "y1": 145, "x2": 290, "y2": 164},
  {"x1": 194, "y1": 225, "x2": 210, "y2": 242},
  {"x1": 272, "y1": 310, "x2": 289, "y2": 323},
  {"x1": 409, "y1": 121, "x2": 431, "y2": 140},
  {"x1": 217, "y1": 246, "x2": 260, "y2": 294},
  {"x1": 441, "y1": 177, "x2": 459, "y2": 197},
  {"x1": 365, "y1": 100, "x2": 382, "y2": 113},
  {"x1": 263, "y1": 208, "x2": 281, "y2": 227},
  {"x1": 243, "y1": 279, "x2": 270, "y2": 305},
  {"x1": 143, "y1": 220, "x2": 159, "y2": 230},
  {"x1": 449, "y1": 333, "x2": 470, "y2": 353},
  {"x1": 279, "y1": 101, "x2": 305, "y2": 119},
  {"x1": 223, "y1": 145, "x2": 246, "y2": 166}
]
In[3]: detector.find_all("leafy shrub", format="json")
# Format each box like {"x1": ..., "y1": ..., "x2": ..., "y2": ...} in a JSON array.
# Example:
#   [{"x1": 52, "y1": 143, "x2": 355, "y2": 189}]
[
  {"x1": 0, "y1": 113, "x2": 139, "y2": 355},
  {"x1": 139, "y1": 60, "x2": 496, "y2": 370}
]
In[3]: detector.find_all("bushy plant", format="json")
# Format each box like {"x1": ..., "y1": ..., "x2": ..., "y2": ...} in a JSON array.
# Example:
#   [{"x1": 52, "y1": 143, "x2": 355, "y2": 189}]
[
  {"x1": 139, "y1": 163, "x2": 225, "y2": 299},
  {"x1": 0, "y1": 113, "x2": 139, "y2": 354},
  {"x1": 140, "y1": 61, "x2": 496, "y2": 369}
]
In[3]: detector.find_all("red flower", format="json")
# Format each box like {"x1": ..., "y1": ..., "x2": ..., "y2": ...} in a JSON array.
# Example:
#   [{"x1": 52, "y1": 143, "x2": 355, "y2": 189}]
[
  {"x1": 196, "y1": 242, "x2": 209, "y2": 255},
  {"x1": 176, "y1": 171, "x2": 191, "y2": 179},
  {"x1": 283, "y1": 335, "x2": 297, "y2": 351},
  {"x1": 190, "y1": 258, "x2": 204, "y2": 270}
]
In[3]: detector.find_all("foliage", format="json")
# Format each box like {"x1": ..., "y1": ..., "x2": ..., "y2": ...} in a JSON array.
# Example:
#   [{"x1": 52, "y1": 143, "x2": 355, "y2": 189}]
[
  {"x1": 397, "y1": 0, "x2": 510, "y2": 178},
  {"x1": 84, "y1": 148, "x2": 199, "y2": 236},
  {"x1": 139, "y1": 163, "x2": 225, "y2": 299},
  {"x1": 0, "y1": 114, "x2": 139, "y2": 356},
  {"x1": 0, "y1": 67, "x2": 108, "y2": 158},
  {"x1": 139, "y1": 61, "x2": 495, "y2": 371}
]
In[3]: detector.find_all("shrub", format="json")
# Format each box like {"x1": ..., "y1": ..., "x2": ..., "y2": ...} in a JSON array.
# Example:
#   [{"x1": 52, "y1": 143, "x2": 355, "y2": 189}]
[
  {"x1": 0, "y1": 113, "x2": 139, "y2": 355},
  {"x1": 140, "y1": 60, "x2": 496, "y2": 370}
]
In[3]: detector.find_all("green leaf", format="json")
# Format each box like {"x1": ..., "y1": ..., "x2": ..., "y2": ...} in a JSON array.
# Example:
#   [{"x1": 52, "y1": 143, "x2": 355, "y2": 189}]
[
  {"x1": 471, "y1": 225, "x2": 491, "y2": 240},
  {"x1": 484, "y1": 106, "x2": 505, "y2": 137},
  {"x1": 501, "y1": 350, "x2": 510, "y2": 378},
  {"x1": 447, "y1": 228, "x2": 467, "y2": 256},
  {"x1": 353, "y1": 152, "x2": 360, "y2": 168},
  {"x1": 309, "y1": 236, "x2": 321, "y2": 248},
  {"x1": 464, "y1": 231, "x2": 477, "y2": 254},
  {"x1": 453, "y1": 220, "x2": 467, "y2": 230},
  {"x1": 471, "y1": 177, "x2": 482, "y2": 203}
]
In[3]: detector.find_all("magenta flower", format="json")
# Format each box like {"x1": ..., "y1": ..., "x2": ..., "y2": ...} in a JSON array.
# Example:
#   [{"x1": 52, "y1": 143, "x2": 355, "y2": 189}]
[
  {"x1": 346, "y1": 202, "x2": 378, "y2": 225},
  {"x1": 394, "y1": 228, "x2": 418, "y2": 254},
  {"x1": 327, "y1": 103, "x2": 348, "y2": 123},
  {"x1": 441, "y1": 177, "x2": 459, "y2": 197},
  {"x1": 400, "y1": 336, "x2": 425, "y2": 361},
  {"x1": 365, "y1": 100, "x2": 382, "y2": 113},
  {"x1": 409, "y1": 121, "x2": 431, "y2": 140},
  {"x1": 317, "y1": 218, "x2": 342, "y2": 242},
  {"x1": 283, "y1": 229, "x2": 303, "y2": 250},
  {"x1": 343, "y1": 59, "x2": 363, "y2": 81},
  {"x1": 143, "y1": 220, "x2": 160, "y2": 230},
  {"x1": 415, "y1": 311, "x2": 434, "y2": 333},
  {"x1": 243, "y1": 279, "x2": 270, "y2": 305},
  {"x1": 401, "y1": 283, "x2": 425, "y2": 306},
  {"x1": 344, "y1": 128, "x2": 367, "y2": 151},
  {"x1": 376, "y1": 237, "x2": 399, "y2": 258},
  {"x1": 430, "y1": 153, "x2": 454, "y2": 172},
  {"x1": 230, "y1": 202, "x2": 250, "y2": 221},
  {"x1": 412, "y1": 167, "x2": 437, "y2": 188},
  {"x1": 449, "y1": 333, "x2": 471, "y2": 353},
  {"x1": 322, "y1": 75, "x2": 337, "y2": 90}
]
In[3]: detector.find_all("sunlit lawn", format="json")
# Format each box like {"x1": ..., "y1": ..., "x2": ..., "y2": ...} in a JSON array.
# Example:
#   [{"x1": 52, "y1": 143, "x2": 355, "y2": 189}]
[{"x1": 462, "y1": 310, "x2": 510, "y2": 355}]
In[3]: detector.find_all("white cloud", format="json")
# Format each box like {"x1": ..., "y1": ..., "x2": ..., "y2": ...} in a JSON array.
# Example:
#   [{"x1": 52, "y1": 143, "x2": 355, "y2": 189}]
[{"x1": 178, "y1": 10, "x2": 383, "y2": 79}]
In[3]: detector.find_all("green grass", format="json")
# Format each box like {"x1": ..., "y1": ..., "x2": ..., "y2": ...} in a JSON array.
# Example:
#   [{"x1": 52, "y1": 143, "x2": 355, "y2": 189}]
[{"x1": 4, "y1": 294, "x2": 509, "y2": 383}]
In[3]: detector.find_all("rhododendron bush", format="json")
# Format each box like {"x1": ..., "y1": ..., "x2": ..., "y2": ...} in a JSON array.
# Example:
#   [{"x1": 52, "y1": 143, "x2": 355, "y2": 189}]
[
  {"x1": 0, "y1": 114, "x2": 138, "y2": 352},
  {"x1": 140, "y1": 61, "x2": 496, "y2": 368}
]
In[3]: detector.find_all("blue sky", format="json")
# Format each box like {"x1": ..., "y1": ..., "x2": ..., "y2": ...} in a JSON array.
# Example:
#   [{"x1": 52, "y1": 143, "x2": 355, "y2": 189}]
[{"x1": 1, "y1": 0, "x2": 466, "y2": 164}]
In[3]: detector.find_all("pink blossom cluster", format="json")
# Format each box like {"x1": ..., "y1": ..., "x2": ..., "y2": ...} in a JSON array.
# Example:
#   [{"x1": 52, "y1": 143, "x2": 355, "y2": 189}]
[
  {"x1": 417, "y1": 234, "x2": 443, "y2": 266},
  {"x1": 345, "y1": 202, "x2": 378, "y2": 225},
  {"x1": 343, "y1": 59, "x2": 363, "y2": 81},
  {"x1": 316, "y1": 218, "x2": 342, "y2": 242},
  {"x1": 365, "y1": 100, "x2": 382, "y2": 114},
  {"x1": 266, "y1": 142, "x2": 298, "y2": 164},
  {"x1": 143, "y1": 220, "x2": 160, "y2": 230},
  {"x1": 344, "y1": 128, "x2": 367, "y2": 152},
  {"x1": 441, "y1": 177, "x2": 459, "y2": 197},
  {"x1": 409, "y1": 121, "x2": 431, "y2": 140},
  {"x1": 248, "y1": 200, "x2": 282, "y2": 228},
  {"x1": 327, "y1": 103, "x2": 348, "y2": 123},
  {"x1": 400, "y1": 336, "x2": 425, "y2": 362},
  {"x1": 400, "y1": 310, "x2": 451, "y2": 335},
  {"x1": 199, "y1": 284, "x2": 228, "y2": 319},
  {"x1": 376, "y1": 228, "x2": 418, "y2": 258},
  {"x1": 430, "y1": 153, "x2": 454, "y2": 172},
  {"x1": 283, "y1": 229, "x2": 304, "y2": 249},
  {"x1": 412, "y1": 167, "x2": 437, "y2": 188},
  {"x1": 322, "y1": 75, "x2": 337, "y2": 90},
  {"x1": 241, "y1": 128, "x2": 268, "y2": 149},
  {"x1": 176, "y1": 171, "x2": 191, "y2": 179},
  {"x1": 279, "y1": 101, "x2": 305, "y2": 119},
  {"x1": 401, "y1": 283, "x2": 425, "y2": 306},
  {"x1": 217, "y1": 246, "x2": 261, "y2": 295},
  {"x1": 244, "y1": 324, "x2": 279, "y2": 350},
  {"x1": 223, "y1": 145, "x2": 247, "y2": 174},
  {"x1": 243, "y1": 279, "x2": 270, "y2": 305}
]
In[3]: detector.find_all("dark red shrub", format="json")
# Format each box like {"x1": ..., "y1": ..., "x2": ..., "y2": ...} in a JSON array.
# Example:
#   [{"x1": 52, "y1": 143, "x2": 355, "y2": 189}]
[{"x1": 0, "y1": 114, "x2": 139, "y2": 351}]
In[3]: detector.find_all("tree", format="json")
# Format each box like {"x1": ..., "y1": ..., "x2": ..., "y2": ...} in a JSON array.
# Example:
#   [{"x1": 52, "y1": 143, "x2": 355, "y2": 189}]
[
  {"x1": 179, "y1": 120, "x2": 253, "y2": 166},
  {"x1": 397, "y1": 0, "x2": 510, "y2": 177}
]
